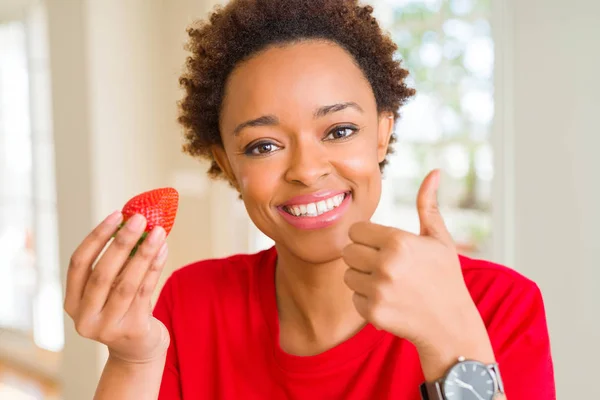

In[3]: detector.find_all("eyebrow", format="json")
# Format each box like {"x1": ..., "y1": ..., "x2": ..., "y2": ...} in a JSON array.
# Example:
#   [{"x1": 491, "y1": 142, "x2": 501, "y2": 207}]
[
  {"x1": 232, "y1": 102, "x2": 364, "y2": 136},
  {"x1": 313, "y1": 102, "x2": 364, "y2": 118}
]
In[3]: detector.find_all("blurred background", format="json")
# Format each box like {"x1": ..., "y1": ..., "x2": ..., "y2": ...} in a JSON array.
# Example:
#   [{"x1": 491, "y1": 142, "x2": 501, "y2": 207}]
[{"x1": 0, "y1": 0, "x2": 598, "y2": 398}]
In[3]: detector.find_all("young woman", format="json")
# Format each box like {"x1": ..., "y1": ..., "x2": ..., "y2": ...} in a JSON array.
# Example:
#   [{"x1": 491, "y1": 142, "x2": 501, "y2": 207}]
[{"x1": 64, "y1": 0, "x2": 556, "y2": 399}]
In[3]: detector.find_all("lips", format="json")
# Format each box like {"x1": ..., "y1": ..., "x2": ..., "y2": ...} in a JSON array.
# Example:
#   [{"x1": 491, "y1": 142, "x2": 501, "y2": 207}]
[{"x1": 277, "y1": 190, "x2": 352, "y2": 230}]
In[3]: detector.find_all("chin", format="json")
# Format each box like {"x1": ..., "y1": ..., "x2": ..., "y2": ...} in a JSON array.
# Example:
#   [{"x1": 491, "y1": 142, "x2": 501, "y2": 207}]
[
  {"x1": 273, "y1": 220, "x2": 356, "y2": 264},
  {"x1": 294, "y1": 237, "x2": 349, "y2": 264}
]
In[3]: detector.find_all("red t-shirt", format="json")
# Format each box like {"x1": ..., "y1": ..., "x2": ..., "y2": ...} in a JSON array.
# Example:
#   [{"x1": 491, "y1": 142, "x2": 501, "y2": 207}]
[{"x1": 153, "y1": 247, "x2": 555, "y2": 399}]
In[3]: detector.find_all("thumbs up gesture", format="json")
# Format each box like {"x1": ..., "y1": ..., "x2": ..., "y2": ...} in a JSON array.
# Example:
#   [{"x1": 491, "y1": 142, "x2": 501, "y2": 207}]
[{"x1": 343, "y1": 169, "x2": 493, "y2": 378}]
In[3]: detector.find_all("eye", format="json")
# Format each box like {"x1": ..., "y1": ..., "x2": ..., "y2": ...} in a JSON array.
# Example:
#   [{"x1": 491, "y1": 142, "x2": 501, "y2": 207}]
[
  {"x1": 324, "y1": 126, "x2": 358, "y2": 141},
  {"x1": 245, "y1": 141, "x2": 280, "y2": 156}
]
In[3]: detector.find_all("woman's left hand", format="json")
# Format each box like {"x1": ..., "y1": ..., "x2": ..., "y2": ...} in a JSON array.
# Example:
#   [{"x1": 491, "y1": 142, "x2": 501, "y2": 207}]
[{"x1": 342, "y1": 169, "x2": 495, "y2": 380}]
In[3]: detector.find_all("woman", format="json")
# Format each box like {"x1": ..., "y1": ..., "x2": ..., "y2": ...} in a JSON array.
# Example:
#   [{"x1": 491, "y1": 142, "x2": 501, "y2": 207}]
[{"x1": 64, "y1": 0, "x2": 555, "y2": 399}]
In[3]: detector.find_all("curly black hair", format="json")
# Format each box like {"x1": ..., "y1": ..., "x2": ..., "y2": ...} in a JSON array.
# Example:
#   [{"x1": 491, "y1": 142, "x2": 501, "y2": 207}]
[{"x1": 178, "y1": 0, "x2": 415, "y2": 179}]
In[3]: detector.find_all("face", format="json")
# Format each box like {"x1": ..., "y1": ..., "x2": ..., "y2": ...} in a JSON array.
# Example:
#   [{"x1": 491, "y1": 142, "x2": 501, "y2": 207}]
[{"x1": 215, "y1": 40, "x2": 394, "y2": 263}]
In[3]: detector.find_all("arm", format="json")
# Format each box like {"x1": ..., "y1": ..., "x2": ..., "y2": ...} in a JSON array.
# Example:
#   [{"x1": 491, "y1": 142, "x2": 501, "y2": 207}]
[
  {"x1": 417, "y1": 304, "x2": 507, "y2": 399},
  {"x1": 417, "y1": 280, "x2": 554, "y2": 400},
  {"x1": 63, "y1": 212, "x2": 174, "y2": 400},
  {"x1": 341, "y1": 170, "x2": 554, "y2": 399},
  {"x1": 94, "y1": 317, "x2": 171, "y2": 400},
  {"x1": 95, "y1": 353, "x2": 167, "y2": 400}
]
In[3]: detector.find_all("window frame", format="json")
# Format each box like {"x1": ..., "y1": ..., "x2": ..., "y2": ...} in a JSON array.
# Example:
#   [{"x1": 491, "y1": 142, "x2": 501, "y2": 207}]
[{"x1": 0, "y1": 0, "x2": 63, "y2": 385}]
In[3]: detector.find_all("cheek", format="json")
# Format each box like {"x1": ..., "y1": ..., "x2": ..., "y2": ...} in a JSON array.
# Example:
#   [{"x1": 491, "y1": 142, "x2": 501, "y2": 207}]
[
  {"x1": 332, "y1": 137, "x2": 383, "y2": 213},
  {"x1": 333, "y1": 133, "x2": 382, "y2": 180},
  {"x1": 335, "y1": 151, "x2": 380, "y2": 176},
  {"x1": 235, "y1": 159, "x2": 286, "y2": 242},
  {"x1": 339, "y1": 157, "x2": 382, "y2": 201},
  {"x1": 236, "y1": 159, "x2": 281, "y2": 206}
]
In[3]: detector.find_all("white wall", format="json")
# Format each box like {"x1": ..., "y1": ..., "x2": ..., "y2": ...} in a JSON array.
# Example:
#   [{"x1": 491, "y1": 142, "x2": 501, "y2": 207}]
[{"x1": 506, "y1": 0, "x2": 600, "y2": 397}]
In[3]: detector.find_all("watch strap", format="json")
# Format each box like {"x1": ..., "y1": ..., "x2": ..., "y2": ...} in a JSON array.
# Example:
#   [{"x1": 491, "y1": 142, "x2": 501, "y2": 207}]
[
  {"x1": 490, "y1": 363, "x2": 505, "y2": 395},
  {"x1": 420, "y1": 381, "x2": 443, "y2": 400}
]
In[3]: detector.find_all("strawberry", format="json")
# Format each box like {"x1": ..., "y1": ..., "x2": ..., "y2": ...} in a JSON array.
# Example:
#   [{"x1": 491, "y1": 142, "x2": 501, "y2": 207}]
[{"x1": 115, "y1": 187, "x2": 179, "y2": 256}]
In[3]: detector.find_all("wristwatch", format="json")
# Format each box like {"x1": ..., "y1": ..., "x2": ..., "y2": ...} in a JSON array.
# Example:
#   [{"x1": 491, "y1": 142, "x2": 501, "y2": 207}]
[{"x1": 420, "y1": 357, "x2": 505, "y2": 400}]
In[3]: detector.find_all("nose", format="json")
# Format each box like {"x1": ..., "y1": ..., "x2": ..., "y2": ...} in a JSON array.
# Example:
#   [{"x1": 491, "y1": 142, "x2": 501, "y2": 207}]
[{"x1": 284, "y1": 138, "x2": 331, "y2": 186}]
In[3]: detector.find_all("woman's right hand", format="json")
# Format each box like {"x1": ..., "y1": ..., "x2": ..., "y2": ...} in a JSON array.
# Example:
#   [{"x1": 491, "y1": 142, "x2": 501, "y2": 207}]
[{"x1": 64, "y1": 211, "x2": 170, "y2": 364}]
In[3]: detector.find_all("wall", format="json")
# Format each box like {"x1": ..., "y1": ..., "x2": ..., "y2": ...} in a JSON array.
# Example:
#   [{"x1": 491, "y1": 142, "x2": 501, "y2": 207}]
[{"x1": 508, "y1": 0, "x2": 600, "y2": 397}]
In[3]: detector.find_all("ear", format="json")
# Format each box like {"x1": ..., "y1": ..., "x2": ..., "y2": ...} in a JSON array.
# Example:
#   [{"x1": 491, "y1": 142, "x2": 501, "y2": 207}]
[
  {"x1": 377, "y1": 112, "x2": 395, "y2": 163},
  {"x1": 211, "y1": 145, "x2": 240, "y2": 191}
]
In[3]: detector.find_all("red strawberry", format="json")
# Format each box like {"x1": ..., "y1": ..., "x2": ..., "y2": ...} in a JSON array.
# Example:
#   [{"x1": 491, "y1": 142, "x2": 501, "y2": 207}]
[{"x1": 116, "y1": 187, "x2": 179, "y2": 256}]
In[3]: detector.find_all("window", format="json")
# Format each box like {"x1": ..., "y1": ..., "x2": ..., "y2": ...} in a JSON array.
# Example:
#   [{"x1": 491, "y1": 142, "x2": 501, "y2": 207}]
[
  {"x1": 0, "y1": 2, "x2": 64, "y2": 352},
  {"x1": 371, "y1": 0, "x2": 494, "y2": 257}
]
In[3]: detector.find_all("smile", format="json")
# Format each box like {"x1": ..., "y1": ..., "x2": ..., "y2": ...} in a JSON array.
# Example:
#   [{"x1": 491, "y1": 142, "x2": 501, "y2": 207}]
[
  {"x1": 282, "y1": 192, "x2": 348, "y2": 217},
  {"x1": 277, "y1": 191, "x2": 352, "y2": 230}
]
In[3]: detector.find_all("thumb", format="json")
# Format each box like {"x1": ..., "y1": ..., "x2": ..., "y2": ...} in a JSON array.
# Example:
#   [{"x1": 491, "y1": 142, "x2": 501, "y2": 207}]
[{"x1": 416, "y1": 169, "x2": 451, "y2": 243}]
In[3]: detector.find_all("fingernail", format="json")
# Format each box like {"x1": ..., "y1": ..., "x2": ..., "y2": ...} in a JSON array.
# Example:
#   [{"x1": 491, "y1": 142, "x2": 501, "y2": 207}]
[
  {"x1": 155, "y1": 243, "x2": 168, "y2": 264},
  {"x1": 148, "y1": 226, "x2": 166, "y2": 245},
  {"x1": 105, "y1": 211, "x2": 123, "y2": 225},
  {"x1": 126, "y1": 214, "x2": 146, "y2": 231}
]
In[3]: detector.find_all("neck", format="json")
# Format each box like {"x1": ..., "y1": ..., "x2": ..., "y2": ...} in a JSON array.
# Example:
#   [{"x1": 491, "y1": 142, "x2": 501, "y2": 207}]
[{"x1": 274, "y1": 244, "x2": 366, "y2": 356}]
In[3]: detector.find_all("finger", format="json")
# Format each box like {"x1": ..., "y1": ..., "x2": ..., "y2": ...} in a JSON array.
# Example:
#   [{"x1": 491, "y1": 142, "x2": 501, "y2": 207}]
[
  {"x1": 416, "y1": 169, "x2": 452, "y2": 243},
  {"x1": 101, "y1": 227, "x2": 166, "y2": 321},
  {"x1": 79, "y1": 214, "x2": 147, "y2": 316},
  {"x1": 342, "y1": 243, "x2": 379, "y2": 273},
  {"x1": 64, "y1": 211, "x2": 123, "y2": 316},
  {"x1": 127, "y1": 243, "x2": 169, "y2": 319},
  {"x1": 344, "y1": 267, "x2": 374, "y2": 296},
  {"x1": 349, "y1": 221, "x2": 418, "y2": 253},
  {"x1": 351, "y1": 292, "x2": 371, "y2": 322},
  {"x1": 348, "y1": 221, "x2": 397, "y2": 250}
]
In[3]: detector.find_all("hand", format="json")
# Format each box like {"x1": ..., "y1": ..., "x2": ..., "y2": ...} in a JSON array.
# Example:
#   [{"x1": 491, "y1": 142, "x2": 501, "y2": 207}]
[
  {"x1": 64, "y1": 211, "x2": 170, "y2": 364},
  {"x1": 342, "y1": 169, "x2": 493, "y2": 378}
]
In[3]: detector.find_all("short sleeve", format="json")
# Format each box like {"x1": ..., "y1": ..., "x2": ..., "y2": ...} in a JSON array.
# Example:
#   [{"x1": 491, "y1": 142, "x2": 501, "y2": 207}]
[
  {"x1": 152, "y1": 274, "x2": 183, "y2": 400},
  {"x1": 488, "y1": 281, "x2": 556, "y2": 399}
]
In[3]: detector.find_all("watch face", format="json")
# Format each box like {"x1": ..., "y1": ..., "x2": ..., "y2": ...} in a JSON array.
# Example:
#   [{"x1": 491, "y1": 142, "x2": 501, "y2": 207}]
[{"x1": 442, "y1": 361, "x2": 496, "y2": 400}]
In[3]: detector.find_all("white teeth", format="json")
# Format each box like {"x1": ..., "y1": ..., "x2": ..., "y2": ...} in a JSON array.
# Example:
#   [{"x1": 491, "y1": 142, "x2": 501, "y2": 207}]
[
  {"x1": 284, "y1": 193, "x2": 348, "y2": 217},
  {"x1": 316, "y1": 201, "x2": 327, "y2": 214},
  {"x1": 333, "y1": 195, "x2": 342, "y2": 207}
]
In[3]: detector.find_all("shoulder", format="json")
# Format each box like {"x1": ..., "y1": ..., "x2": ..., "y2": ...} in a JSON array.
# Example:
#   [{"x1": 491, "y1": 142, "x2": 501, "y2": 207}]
[
  {"x1": 172, "y1": 247, "x2": 270, "y2": 282},
  {"x1": 459, "y1": 254, "x2": 540, "y2": 295},
  {"x1": 460, "y1": 256, "x2": 545, "y2": 322},
  {"x1": 154, "y1": 246, "x2": 275, "y2": 326},
  {"x1": 458, "y1": 254, "x2": 547, "y2": 328},
  {"x1": 458, "y1": 256, "x2": 554, "y2": 392},
  {"x1": 166, "y1": 246, "x2": 275, "y2": 298}
]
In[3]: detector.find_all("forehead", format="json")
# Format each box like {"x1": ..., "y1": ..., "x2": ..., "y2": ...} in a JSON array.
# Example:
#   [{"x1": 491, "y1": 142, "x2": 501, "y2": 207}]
[{"x1": 220, "y1": 40, "x2": 376, "y2": 125}]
